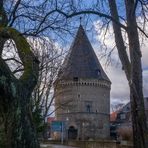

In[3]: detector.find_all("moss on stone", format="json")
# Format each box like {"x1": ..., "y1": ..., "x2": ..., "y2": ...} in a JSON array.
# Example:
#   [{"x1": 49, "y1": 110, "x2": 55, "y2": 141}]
[
  {"x1": 0, "y1": 26, "x2": 38, "y2": 82},
  {"x1": 10, "y1": 82, "x2": 16, "y2": 97},
  {"x1": 0, "y1": 75, "x2": 6, "y2": 85}
]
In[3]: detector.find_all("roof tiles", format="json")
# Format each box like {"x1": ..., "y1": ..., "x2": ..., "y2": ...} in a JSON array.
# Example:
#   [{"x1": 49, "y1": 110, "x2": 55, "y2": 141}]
[{"x1": 58, "y1": 25, "x2": 110, "y2": 82}]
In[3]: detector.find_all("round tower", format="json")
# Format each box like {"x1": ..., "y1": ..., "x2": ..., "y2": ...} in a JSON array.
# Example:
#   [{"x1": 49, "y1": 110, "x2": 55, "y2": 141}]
[{"x1": 54, "y1": 25, "x2": 111, "y2": 140}]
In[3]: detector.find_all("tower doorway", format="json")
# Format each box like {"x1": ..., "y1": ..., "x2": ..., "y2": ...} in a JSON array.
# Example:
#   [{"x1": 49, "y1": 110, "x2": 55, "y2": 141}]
[{"x1": 68, "y1": 126, "x2": 77, "y2": 139}]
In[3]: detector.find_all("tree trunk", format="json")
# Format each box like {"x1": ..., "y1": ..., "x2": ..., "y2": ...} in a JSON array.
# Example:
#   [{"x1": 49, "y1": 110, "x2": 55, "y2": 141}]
[
  {"x1": 0, "y1": 57, "x2": 40, "y2": 148},
  {"x1": 0, "y1": 26, "x2": 40, "y2": 147},
  {"x1": 0, "y1": 85, "x2": 40, "y2": 148},
  {"x1": 109, "y1": 0, "x2": 148, "y2": 147},
  {"x1": 125, "y1": 0, "x2": 148, "y2": 147},
  {"x1": 10, "y1": 90, "x2": 40, "y2": 148}
]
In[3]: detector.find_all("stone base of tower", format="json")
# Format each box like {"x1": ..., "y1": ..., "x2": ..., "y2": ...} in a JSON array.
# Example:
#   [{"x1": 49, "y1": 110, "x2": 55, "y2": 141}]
[
  {"x1": 54, "y1": 79, "x2": 111, "y2": 140},
  {"x1": 56, "y1": 112, "x2": 110, "y2": 140},
  {"x1": 54, "y1": 24, "x2": 111, "y2": 141}
]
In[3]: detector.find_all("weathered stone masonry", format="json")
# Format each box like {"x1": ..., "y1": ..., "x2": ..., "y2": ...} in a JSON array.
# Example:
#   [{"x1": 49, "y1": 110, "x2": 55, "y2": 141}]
[{"x1": 54, "y1": 25, "x2": 111, "y2": 140}]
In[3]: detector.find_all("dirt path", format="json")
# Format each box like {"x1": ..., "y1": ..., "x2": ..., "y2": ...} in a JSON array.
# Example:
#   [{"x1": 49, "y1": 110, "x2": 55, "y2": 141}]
[{"x1": 40, "y1": 144, "x2": 79, "y2": 148}]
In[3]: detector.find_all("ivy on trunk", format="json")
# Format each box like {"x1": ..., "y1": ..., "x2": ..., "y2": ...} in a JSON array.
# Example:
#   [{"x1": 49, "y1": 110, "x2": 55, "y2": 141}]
[{"x1": 0, "y1": 27, "x2": 40, "y2": 148}]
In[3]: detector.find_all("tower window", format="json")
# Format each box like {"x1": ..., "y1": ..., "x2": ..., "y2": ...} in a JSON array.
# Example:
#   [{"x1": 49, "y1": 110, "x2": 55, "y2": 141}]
[
  {"x1": 96, "y1": 69, "x2": 101, "y2": 76},
  {"x1": 120, "y1": 113, "x2": 126, "y2": 120},
  {"x1": 86, "y1": 104, "x2": 91, "y2": 113},
  {"x1": 73, "y1": 77, "x2": 78, "y2": 81},
  {"x1": 85, "y1": 101, "x2": 92, "y2": 113}
]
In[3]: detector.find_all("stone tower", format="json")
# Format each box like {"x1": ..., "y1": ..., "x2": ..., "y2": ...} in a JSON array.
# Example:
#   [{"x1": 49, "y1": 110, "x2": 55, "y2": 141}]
[{"x1": 54, "y1": 25, "x2": 111, "y2": 140}]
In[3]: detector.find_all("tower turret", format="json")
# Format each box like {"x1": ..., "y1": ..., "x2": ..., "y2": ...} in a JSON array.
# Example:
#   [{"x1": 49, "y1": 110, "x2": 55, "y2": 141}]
[
  {"x1": 58, "y1": 25, "x2": 110, "y2": 82},
  {"x1": 54, "y1": 25, "x2": 111, "y2": 140}
]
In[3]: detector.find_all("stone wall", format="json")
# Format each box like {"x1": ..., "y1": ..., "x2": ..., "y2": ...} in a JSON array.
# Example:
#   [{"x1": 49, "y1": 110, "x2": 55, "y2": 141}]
[
  {"x1": 54, "y1": 79, "x2": 110, "y2": 139},
  {"x1": 68, "y1": 140, "x2": 133, "y2": 148}
]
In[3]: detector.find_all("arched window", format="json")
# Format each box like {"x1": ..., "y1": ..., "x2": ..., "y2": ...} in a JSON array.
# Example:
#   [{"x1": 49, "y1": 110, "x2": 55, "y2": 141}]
[
  {"x1": 73, "y1": 77, "x2": 78, "y2": 81},
  {"x1": 96, "y1": 69, "x2": 101, "y2": 76},
  {"x1": 85, "y1": 101, "x2": 92, "y2": 113},
  {"x1": 86, "y1": 104, "x2": 91, "y2": 113}
]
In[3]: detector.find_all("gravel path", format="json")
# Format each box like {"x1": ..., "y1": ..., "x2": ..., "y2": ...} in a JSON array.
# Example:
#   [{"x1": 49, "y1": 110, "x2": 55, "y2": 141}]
[{"x1": 40, "y1": 144, "x2": 79, "y2": 148}]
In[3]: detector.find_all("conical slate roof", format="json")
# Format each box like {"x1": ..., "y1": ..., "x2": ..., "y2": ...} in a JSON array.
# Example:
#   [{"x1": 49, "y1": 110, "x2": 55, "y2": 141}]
[{"x1": 58, "y1": 25, "x2": 110, "y2": 82}]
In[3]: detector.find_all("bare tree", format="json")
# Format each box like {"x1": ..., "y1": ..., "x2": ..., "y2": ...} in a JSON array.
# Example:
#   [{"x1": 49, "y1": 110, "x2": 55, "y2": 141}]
[
  {"x1": 30, "y1": 38, "x2": 63, "y2": 131},
  {"x1": 48, "y1": 0, "x2": 148, "y2": 147},
  {"x1": 0, "y1": 11, "x2": 40, "y2": 148},
  {"x1": 0, "y1": 1, "x2": 47, "y2": 147},
  {"x1": 0, "y1": 0, "x2": 66, "y2": 147},
  {"x1": 109, "y1": 1, "x2": 148, "y2": 147},
  {"x1": 1, "y1": 0, "x2": 148, "y2": 147}
]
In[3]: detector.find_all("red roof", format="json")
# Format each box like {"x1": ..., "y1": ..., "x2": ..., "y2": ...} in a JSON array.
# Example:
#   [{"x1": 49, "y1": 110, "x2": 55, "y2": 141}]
[
  {"x1": 110, "y1": 111, "x2": 118, "y2": 122},
  {"x1": 47, "y1": 117, "x2": 55, "y2": 123}
]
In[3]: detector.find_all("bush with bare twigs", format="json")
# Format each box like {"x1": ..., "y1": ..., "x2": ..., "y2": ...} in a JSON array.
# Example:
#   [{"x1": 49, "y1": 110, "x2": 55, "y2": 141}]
[{"x1": 117, "y1": 126, "x2": 133, "y2": 141}]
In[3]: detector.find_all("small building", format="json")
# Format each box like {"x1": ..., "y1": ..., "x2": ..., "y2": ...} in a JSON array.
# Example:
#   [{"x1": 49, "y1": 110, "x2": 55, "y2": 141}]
[
  {"x1": 112, "y1": 97, "x2": 148, "y2": 126},
  {"x1": 110, "y1": 97, "x2": 148, "y2": 140},
  {"x1": 54, "y1": 25, "x2": 111, "y2": 140}
]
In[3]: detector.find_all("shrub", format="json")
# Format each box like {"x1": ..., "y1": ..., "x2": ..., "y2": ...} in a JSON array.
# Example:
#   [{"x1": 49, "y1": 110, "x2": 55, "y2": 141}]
[{"x1": 117, "y1": 126, "x2": 133, "y2": 141}]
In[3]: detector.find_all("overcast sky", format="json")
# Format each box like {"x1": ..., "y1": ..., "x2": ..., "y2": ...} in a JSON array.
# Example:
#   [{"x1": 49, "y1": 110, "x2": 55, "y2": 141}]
[
  {"x1": 93, "y1": 20, "x2": 148, "y2": 107},
  {"x1": 47, "y1": 22, "x2": 148, "y2": 115}
]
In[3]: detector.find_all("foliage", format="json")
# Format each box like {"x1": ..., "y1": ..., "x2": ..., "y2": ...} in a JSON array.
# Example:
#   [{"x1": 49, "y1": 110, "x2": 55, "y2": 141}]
[
  {"x1": 30, "y1": 37, "x2": 63, "y2": 134},
  {"x1": 0, "y1": 0, "x2": 148, "y2": 147},
  {"x1": 32, "y1": 107, "x2": 44, "y2": 133},
  {"x1": 117, "y1": 126, "x2": 133, "y2": 141},
  {"x1": 0, "y1": 125, "x2": 5, "y2": 148}
]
